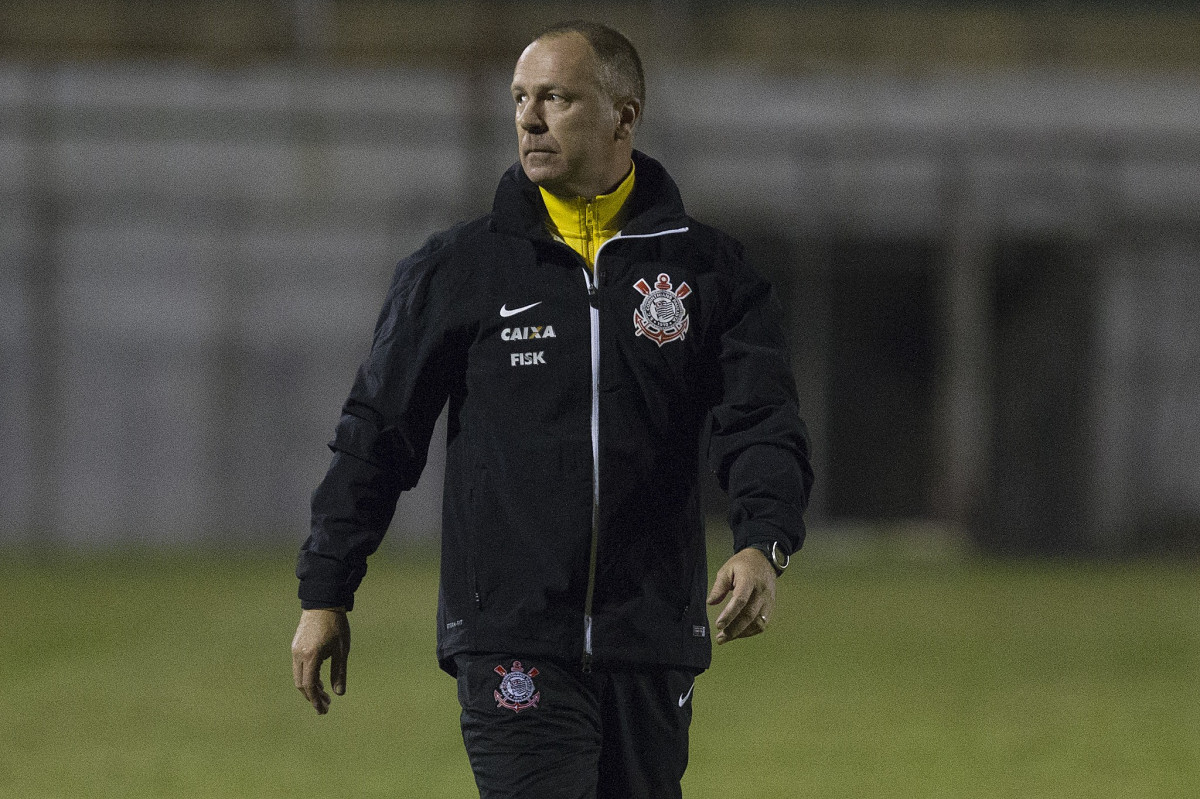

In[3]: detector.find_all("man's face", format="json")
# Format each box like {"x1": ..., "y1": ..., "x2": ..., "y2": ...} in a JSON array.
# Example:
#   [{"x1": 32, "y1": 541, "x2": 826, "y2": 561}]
[{"x1": 510, "y1": 33, "x2": 630, "y2": 198}]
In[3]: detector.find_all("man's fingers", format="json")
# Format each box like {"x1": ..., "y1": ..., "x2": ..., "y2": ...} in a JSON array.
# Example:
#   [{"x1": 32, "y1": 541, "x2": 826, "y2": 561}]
[
  {"x1": 292, "y1": 655, "x2": 324, "y2": 712},
  {"x1": 293, "y1": 647, "x2": 315, "y2": 698},
  {"x1": 714, "y1": 580, "x2": 755, "y2": 643},
  {"x1": 738, "y1": 622, "x2": 765, "y2": 639},
  {"x1": 309, "y1": 677, "x2": 331, "y2": 714},
  {"x1": 714, "y1": 587, "x2": 749, "y2": 632},
  {"x1": 718, "y1": 597, "x2": 762, "y2": 642},
  {"x1": 291, "y1": 647, "x2": 306, "y2": 691},
  {"x1": 301, "y1": 658, "x2": 330, "y2": 714},
  {"x1": 717, "y1": 584, "x2": 774, "y2": 643},
  {"x1": 734, "y1": 602, "x2": 770, "y2": 640},
  {"x1": 706, "y1": 567, "x2": 732, "y2": 605}
]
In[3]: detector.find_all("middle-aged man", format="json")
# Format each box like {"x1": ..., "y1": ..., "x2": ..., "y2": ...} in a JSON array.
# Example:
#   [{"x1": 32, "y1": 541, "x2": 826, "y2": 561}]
[{"x1": 292, "y1": 20, "x2": 813, "y2": 799}]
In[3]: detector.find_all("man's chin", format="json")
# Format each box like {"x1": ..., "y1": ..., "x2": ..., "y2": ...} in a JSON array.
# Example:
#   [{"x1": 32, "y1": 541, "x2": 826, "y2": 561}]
[{"x1": 521, "y1": 155, "x2": 564, "y2": 184}]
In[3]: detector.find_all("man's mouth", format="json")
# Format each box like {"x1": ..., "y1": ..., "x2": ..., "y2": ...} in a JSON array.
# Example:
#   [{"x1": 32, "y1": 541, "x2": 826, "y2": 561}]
[{"x1": 522, "y1": 138, "x2": 557, "y2": 156}]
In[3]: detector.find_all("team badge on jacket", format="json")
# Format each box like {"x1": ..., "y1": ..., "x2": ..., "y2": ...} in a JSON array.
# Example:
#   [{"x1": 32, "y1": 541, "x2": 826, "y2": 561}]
[
  {"x1": 633, "y1": 273, "x2": 691, "y2": 346},
  {"x1": 494, "y1": 661, "x2": 540, "y2": 713}
]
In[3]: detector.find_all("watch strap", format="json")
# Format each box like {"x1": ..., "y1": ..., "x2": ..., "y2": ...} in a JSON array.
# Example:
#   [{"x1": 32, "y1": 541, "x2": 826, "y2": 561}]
[{"x1": 746, "y1": 541, "x2": 789, "y2": 577}]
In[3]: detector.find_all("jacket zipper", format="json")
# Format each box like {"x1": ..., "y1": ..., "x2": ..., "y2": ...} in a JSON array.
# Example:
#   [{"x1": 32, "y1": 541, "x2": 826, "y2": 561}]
[{"x1": 579, "y1": 225, "x2": 689, "y2": 672}]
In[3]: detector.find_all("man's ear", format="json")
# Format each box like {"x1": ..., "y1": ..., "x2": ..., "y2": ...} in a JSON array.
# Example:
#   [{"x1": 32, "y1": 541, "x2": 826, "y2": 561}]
[{"x1": 614, "y1": 98, "x2": 641, "y2": 141}]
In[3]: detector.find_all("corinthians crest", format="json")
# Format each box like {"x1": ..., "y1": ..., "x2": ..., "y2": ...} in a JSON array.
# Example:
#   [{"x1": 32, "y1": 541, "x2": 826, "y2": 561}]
[
  {"x1": 633, "y1": 273, "x2": 692, "y2": 346},
  {"x1": 494, "y1": 661, "x2": 540, "y2": 713}
]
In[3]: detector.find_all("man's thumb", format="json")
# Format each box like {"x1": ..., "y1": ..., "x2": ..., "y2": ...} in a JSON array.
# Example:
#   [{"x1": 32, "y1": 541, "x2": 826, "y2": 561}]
[{"x1": 331, "y1": 647, "x2": 348, "y2": 696}]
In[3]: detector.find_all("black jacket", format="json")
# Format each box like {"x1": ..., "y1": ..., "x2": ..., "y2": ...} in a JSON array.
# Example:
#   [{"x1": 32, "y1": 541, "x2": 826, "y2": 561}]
[{"x1": 297, "y1": 151, "x2": 813, "y2": 674}]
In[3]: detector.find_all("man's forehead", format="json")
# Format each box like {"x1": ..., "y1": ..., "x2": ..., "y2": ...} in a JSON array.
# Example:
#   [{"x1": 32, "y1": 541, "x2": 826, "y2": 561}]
[{"x1": 511, "y1": 34, "x2": 600, "y2": 89}]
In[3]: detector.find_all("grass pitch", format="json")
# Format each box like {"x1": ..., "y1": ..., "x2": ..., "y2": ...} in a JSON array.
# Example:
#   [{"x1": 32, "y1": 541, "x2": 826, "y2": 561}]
[{"x1": 0, "y1": 535, "x2": 1196, "y2": 798}]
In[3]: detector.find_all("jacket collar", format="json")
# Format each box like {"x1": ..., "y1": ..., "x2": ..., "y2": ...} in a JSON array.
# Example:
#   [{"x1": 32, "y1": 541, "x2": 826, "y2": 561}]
[{"x1": 490, "y1": 150, "x2": 689, "y2": 241}]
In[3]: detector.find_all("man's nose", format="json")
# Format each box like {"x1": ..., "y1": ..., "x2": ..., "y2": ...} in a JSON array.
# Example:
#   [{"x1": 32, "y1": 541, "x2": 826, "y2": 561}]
[{"x1": 517, "y1": 102, "x2": 546, "y2": 132}]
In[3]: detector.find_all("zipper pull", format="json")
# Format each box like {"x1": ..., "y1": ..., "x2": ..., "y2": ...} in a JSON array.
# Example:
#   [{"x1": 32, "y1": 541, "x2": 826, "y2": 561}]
[
  {"x1": 582, "y1": 614, "x2": 594, "y2": 673},
  {"x1": 587, "y1": 275, "x2": 599, "y2": 308}
]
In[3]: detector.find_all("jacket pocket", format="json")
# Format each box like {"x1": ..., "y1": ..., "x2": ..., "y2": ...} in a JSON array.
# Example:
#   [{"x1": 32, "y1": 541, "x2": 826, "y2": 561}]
[{"x1": 465, "y1": 468, "x2": 483, "y2": 611}]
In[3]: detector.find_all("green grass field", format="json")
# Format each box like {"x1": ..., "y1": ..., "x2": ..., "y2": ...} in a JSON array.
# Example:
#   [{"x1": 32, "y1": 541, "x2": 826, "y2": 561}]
[{"x1": 0, "y1": 535, "x2": 1196, "y2": 798}]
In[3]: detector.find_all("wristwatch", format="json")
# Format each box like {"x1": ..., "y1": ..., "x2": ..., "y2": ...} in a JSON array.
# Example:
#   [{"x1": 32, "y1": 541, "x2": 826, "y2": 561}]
[{"x1": 746, "y1": 541, "x2": 790, "y2": 577}]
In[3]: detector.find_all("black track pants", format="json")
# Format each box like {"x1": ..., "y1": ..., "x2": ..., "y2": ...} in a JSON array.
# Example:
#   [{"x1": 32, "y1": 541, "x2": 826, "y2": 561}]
[{"x1": 454, "y1": 654, "x2": 698, "y2": 799}]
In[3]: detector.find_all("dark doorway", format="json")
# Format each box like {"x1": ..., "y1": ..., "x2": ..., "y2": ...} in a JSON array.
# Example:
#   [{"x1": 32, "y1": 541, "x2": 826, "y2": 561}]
[
  {"x1": 978, "y1": 239, "x2": 1095, "y2": 554},
  {"x1": 825, "y1": 238, "x2": 940, "y2": 519}
]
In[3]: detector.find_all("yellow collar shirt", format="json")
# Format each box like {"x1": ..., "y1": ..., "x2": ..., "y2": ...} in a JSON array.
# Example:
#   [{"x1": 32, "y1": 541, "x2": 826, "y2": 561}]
[{"x1": 539, "y1": 163, "x2": 636, "y2": 269}]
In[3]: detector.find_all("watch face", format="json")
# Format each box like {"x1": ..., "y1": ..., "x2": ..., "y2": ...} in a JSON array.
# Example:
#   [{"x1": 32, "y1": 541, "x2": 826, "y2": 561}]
[{"x1": 770, "y1": 542, "x2": 789, "y2": 572}]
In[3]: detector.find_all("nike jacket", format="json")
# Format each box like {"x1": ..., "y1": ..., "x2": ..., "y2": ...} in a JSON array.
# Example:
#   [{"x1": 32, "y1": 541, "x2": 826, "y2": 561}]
[{"x1": 296, "y1": 150, "x2": 813, "y2": 675}]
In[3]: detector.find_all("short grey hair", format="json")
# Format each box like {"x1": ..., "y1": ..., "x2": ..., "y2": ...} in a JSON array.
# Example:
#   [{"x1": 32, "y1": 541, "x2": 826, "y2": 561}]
[{"x1": 535, "y1": 20, "x2": 646, "y2": 109}]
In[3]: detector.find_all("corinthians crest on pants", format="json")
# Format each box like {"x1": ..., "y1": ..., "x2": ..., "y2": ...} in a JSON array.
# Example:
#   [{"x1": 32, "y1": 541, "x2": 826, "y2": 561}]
[
  {"x1": 633, "y1": 273, "x2": 691, "y2": 347},
  {"x1": 494, "y1": 661, "x2": 540, "y2": 713}
]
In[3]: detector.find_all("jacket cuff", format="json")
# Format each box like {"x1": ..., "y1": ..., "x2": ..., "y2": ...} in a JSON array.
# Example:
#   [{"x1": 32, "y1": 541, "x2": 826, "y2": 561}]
[
  {"x1": 733, "y1": 519, "x2": 799, "y2": 557},
  {"x1": 298, "y1": 580, "x2": 356, "y2": 612}
]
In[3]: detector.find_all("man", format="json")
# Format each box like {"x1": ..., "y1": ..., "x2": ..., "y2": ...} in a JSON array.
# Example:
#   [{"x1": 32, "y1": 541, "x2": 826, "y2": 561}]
[{"x1": 292, "y1": 20, "x2": 812, "y2": 799}]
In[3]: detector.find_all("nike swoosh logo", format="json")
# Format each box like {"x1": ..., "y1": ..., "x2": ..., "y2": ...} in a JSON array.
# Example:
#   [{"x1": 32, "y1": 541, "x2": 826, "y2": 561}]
[
  {"x1": 500, "y1": 301, "x2": 542, "y2": 317},
  {"x1": 678, "y1": 681, "x2": 695, "y2": 707}
]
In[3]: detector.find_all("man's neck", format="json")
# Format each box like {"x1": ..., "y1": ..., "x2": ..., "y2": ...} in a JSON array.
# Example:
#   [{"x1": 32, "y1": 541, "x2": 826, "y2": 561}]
[
  {"x1": 540, "y1": 163, "x2": 636, "y2": 267},
  {"x1": 542, "y1": 156, "x2": 634, "y2": 202}
]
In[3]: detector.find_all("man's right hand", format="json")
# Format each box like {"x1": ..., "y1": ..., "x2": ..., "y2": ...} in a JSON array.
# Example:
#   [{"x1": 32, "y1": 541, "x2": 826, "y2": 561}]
[{"x1": 291, "y1": 608, "x2": 350, "y2": 715}]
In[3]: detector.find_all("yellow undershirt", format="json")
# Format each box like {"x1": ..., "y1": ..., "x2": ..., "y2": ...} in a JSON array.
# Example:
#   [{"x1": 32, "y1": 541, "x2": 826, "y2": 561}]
[{"x1": 539, "y1": 163, "x2": 636, "y2": 269}]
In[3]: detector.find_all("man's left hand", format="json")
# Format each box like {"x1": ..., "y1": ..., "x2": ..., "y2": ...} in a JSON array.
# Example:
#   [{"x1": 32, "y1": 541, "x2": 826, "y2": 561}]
[{"x1": 706, "y1": 547, "x2": 777, "y2": 645}]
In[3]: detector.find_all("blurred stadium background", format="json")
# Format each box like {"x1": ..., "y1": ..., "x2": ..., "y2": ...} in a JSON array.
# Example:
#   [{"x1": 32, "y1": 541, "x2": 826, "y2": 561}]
[
  {"x1": 0, "y1": 2, "x2": 1198, "y2": 797},
  {"x1": 3, "y1": 0, "x2": 1200, "y2": 554}
]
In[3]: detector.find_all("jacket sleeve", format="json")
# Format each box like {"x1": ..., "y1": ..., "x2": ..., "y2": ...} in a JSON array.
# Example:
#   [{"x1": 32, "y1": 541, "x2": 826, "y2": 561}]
[
  {"x1": 706, "y1": 264, "x2": 814, "y2": 559},
  {"x1": 296, "y1": 238, "x2": 465, "y2": 610}
]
